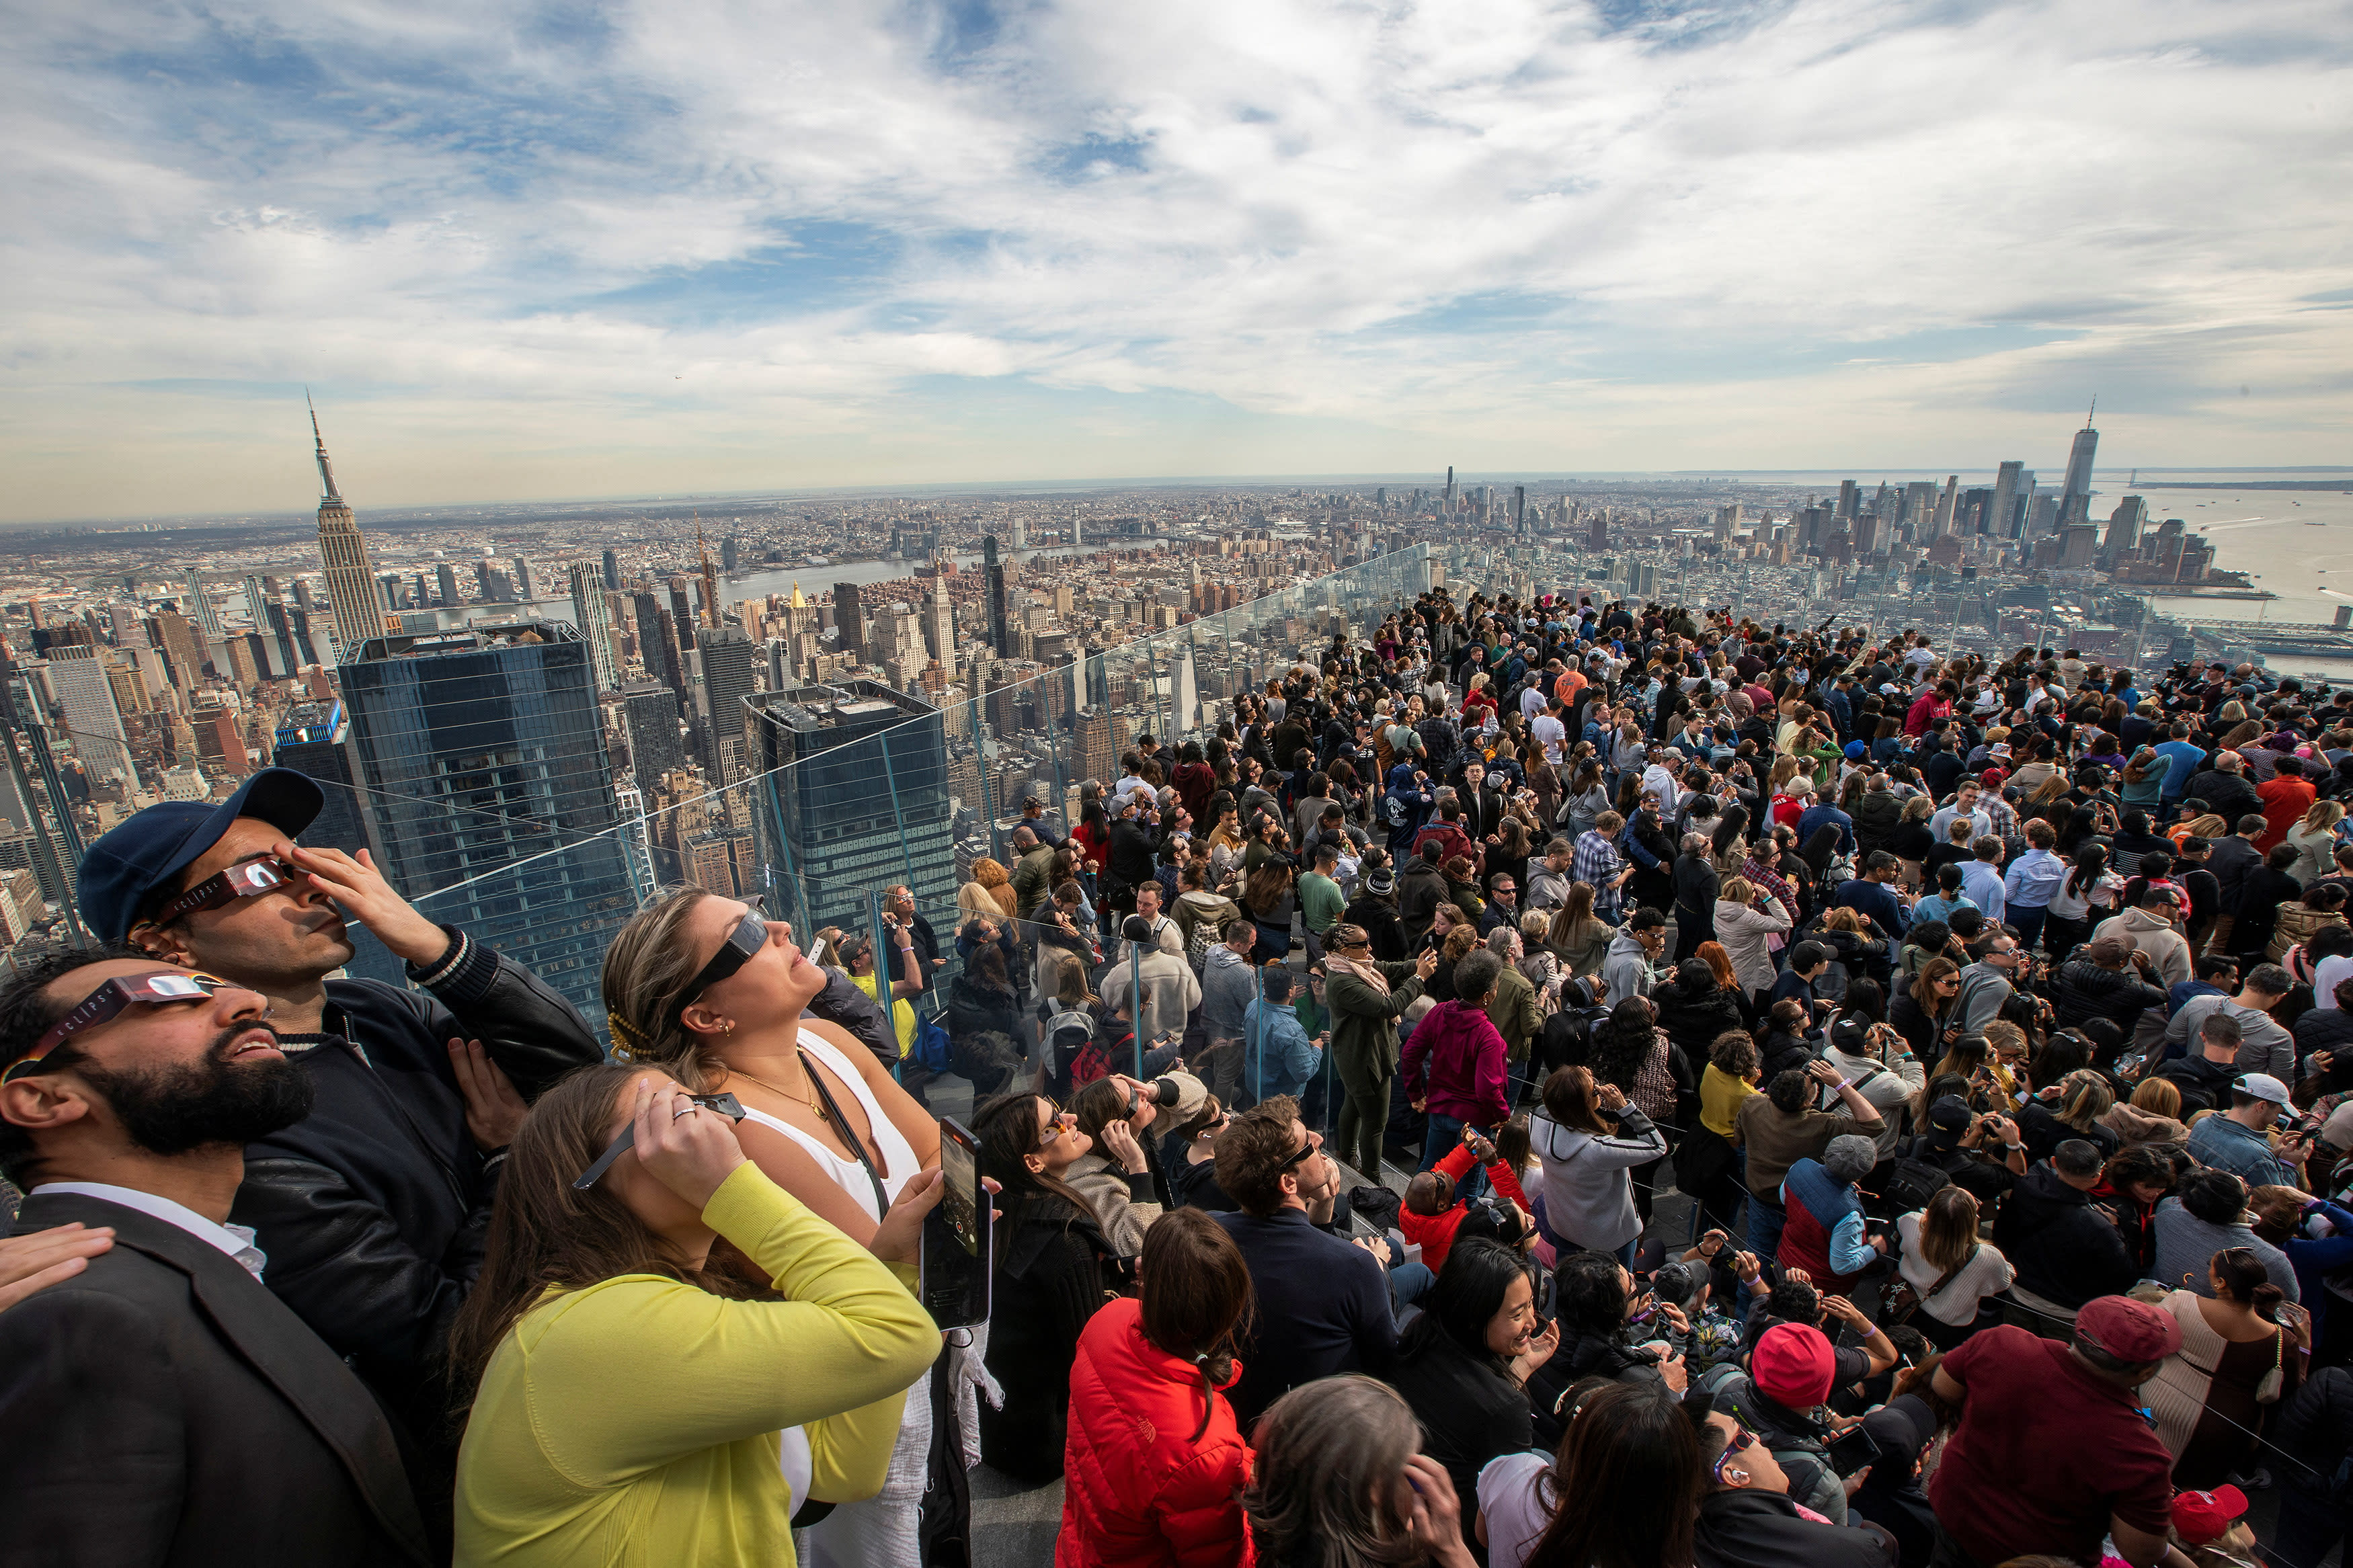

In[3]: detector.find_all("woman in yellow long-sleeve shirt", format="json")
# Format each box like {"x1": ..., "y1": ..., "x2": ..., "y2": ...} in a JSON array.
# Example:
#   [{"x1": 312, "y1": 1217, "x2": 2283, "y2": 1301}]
[{"x1": 446, "y1": 1064, "x2": 943, "y2": 1567}]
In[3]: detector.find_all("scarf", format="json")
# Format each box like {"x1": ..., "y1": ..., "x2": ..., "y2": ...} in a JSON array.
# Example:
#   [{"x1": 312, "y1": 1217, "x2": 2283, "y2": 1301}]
[{"x1": 1323, "y1": 951, "x2": 1392, "y2": 999}]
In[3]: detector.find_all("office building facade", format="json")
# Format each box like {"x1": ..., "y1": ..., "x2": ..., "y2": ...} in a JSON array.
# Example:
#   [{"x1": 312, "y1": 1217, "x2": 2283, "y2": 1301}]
[
  {"x1": 748, "y1": 681, "x2": 953, "y2": 938},
  {"x1": 340, "y1": 620, "x2": 635, "y2": 1023}
]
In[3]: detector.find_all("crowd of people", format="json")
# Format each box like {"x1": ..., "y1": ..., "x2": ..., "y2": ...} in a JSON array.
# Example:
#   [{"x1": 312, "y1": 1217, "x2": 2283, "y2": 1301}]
[{"x1": 11, "y1": 582, "x2": 2353, "y2": 1568}]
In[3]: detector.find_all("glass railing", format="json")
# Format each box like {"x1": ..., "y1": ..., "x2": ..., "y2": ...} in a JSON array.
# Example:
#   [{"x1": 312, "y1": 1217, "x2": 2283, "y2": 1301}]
[{"x1": 368, "y1": 541, "x2": 1463, "y2": 1040}]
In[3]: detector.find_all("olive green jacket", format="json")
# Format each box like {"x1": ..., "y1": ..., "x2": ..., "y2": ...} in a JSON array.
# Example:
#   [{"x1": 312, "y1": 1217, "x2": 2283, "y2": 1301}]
[{"x1": 1327, "y1": 960, "x2": 1427, "y2": 1085}]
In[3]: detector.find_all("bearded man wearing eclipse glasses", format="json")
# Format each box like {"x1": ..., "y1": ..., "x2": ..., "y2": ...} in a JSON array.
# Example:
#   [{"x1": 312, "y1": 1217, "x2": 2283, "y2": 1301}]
[
  {"x1": 0, "y1": 952, "x2": 434, "y2": 1566},
  {"x1": 58, "y1": 766, "x2": 602, "y2": 1547}
]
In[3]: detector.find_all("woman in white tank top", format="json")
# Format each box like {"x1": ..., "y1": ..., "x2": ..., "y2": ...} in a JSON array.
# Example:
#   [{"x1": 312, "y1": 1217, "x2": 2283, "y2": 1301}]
[{"x1": 604, "y1": 890, "x2": 953, "y2": 1568}]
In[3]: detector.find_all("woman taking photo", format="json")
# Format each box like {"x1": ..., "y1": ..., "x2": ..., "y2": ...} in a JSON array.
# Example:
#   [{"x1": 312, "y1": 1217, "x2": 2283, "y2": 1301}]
[
  {"x1": 2042, "y1": 841, "x2": 2124, "y2": 965},
  {"x1": 1529, "y1": 1065, "x2": 1667, "y2": 1262},
  {"x1": 1546, "y1": 884, "x2": 1616, "y2": 979},
  {"x1": 1711, "y1": 876, "x2": 1791, "y2": 1005},
  {"x1": 600, "y1": 891, "x2": 946, "y2": 1564},
  {"x1": 1059, "y1": 1208, "x2": 1254, "y2": 1568},
  {"x1": 1892, "y1": 1186, "x2": 2013, "y2": 1352},
  {"x1": 448, "y1": 1067, "x2": 942, "y2": 1567},
  {"x1": 971, "y1": 1091, "x2": 1121, "y2": 1483},
  {"x1": 1890, "y1": 958, "x2": 1962, "y2": 1067},
  {"x1": 1384, "y1": 1240, "x2": 1560, "y2": 1543}
]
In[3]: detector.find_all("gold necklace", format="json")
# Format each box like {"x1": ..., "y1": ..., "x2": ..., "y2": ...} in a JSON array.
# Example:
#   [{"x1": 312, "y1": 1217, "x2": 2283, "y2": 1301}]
[{"x1": 723, "y1": 1064, "x2": 828, "y2": 1125}]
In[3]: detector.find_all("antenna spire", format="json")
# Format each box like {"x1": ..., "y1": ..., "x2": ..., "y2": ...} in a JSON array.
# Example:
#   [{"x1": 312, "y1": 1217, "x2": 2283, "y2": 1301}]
[
  {"x1": 307, "y1": 388, "x2": 343, "y2": 503},
  {"x1": 2085, "y1": 394, "x2": 2096, "y2": 429}
]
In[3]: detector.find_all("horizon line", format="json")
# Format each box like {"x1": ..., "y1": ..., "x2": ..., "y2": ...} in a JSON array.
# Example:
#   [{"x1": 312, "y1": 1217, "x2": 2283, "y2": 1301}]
[{"x1": 7, "y1": 464, "x2": 2350, "y2": 532}]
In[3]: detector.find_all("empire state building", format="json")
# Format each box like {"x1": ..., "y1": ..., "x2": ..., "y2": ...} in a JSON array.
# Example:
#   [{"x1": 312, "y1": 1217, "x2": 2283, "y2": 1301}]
[{"x1": 309, "y1": 397, "x2": 389, "y2": 660}]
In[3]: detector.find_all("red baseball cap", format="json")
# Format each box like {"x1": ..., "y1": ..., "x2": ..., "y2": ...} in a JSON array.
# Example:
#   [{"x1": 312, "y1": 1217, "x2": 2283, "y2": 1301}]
[
  {"x1": 2171, "y1": 1486, "x2": 2248, "y2": 1545},
  {"x1": 2075, "y1": 1295, "x2": 2184, "y2": 1363},
  {"x1": 1752, "y1": 1323, "x2": 1837, "y2": 1409}
]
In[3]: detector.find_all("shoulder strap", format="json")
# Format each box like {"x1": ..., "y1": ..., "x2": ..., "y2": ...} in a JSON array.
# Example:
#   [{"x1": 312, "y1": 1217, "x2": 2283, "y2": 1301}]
[
  {"x1": 1923, "y1": 1245, "x2": 1979, "y2": 1301},
  {"x1": 799, "y1": 1047, "x2": 889, "y2": 1216}
]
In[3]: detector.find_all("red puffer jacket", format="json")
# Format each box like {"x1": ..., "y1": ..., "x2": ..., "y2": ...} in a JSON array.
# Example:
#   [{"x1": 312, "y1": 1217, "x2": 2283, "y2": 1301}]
[{"x1": 1059, "y1": 1296, "x2": 1254, "y2": 1568}]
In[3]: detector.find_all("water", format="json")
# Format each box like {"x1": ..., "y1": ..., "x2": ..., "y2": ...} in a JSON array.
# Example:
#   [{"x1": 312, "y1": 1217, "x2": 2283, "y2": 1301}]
[{"x1": 2129, "y1": 484, "x2": 2353, "y2": 677}]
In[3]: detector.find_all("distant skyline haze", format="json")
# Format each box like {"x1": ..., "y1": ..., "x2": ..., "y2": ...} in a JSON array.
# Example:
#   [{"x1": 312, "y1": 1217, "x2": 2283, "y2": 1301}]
[{"x1": 4, "y1": 0, "x2": 2349, "y2": 522}]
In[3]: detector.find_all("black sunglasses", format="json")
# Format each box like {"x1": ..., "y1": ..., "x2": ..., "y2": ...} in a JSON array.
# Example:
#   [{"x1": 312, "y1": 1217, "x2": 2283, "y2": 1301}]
[
  {"x1": 669, "y1": 905, "x2": 768, "y2": 1026},
  {"x1": 572, "y1": 1092, "x2": 746, "y2": 1190}
]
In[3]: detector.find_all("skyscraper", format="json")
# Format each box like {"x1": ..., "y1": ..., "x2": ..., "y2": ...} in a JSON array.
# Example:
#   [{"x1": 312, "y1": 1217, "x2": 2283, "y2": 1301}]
[
  {"x1": 182, "y1": 568, "x2": 223, "y2": 636},
  {"x1": 622, "y1": 681, "x2": 686, "y2": 798},
  {"x1": 1990, "y1": 461, "x2": 2025, "y2": 540},
  {"x1": 633, "y1": 591, "x2": 688, "y2": 711},
  {"x1": 2060, "y1": 401, "x2": 2099, "y2": 529},
  {"x1": 340, "y1": 621, "x2": 635, "y2": 1023},
  {"x1": 1930, "y1": 476, "x2": 1959, "y2": 540},
  {"x1": 45, "y1": 645, "x2": 134, "y2": 786},
  {"x1": 567, "y1": 561, "x2": 621, "y2": 691},
  {"x1": 668, "y1": 577, "x2": 696, "y2": 653},
  {"x1": 436, "y1": 563, "x2": 463, "y2": 609},
  {"x1": 242, "y1": 575, "x2": 298, "y2": 677},
  {"x1": 923, "y1": 573, "x2": 956, "y2": 678},
  {"x1": 698, "y1": 519, "x2": 721, "y2": 630},
  {"x1": 309, "y1": 398, "x2": 387, "y2": 659},
  {"x1": 749, "y1": 680, "x2": 953, "y2": 936},
  {"x1": 601, "y1": 548, "x2": 623, "y2": 593},
  {"x1": 984, "y1": 537, "x2": 1010, "y2": 657},
  {"x1": 696, "y1": 624, "x2": 757, "y2": 782},
  {"x1": 833, "y1": 583, "x2": 866, "y2": 659},
  {"x1": 512, "y1": 556, "x2": 537, "y2": 602},
  {"x1": 270, "y1": 699, "x2": 405, "y2": 987}
]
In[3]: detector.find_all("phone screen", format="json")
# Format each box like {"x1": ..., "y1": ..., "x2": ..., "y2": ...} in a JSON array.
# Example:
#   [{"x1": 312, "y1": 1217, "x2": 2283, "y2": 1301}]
[{"x1": 921, "y1": 1117, "x2": 991, "y2": 1330}]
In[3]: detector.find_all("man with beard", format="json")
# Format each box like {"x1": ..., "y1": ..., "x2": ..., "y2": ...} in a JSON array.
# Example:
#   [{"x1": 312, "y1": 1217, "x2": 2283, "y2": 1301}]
[
  {"x1": 0, "y1": 952, "x2": 431, "y2": 1565},
  {"x1": 73, "y1": 768, "x2": 600, "y2": 1541}
]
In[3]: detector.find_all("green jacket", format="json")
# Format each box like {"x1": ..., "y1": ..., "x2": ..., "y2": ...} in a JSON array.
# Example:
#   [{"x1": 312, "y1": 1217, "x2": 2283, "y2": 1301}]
[
  {"x1": 1486, "y1": 962, "x2": 1544, "y2": 1062},
  {"x1": 1327, "y1": 960, "x2": 1427, "y2": 1084},
  {"x1": 1011, "y1": 847, "x2": 1058, "y2": 921}
]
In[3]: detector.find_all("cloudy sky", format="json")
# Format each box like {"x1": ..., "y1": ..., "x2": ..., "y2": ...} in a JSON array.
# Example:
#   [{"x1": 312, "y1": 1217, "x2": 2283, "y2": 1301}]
[{"x1": 5, "y1": 0, "x2": 2348, "y2": 521}]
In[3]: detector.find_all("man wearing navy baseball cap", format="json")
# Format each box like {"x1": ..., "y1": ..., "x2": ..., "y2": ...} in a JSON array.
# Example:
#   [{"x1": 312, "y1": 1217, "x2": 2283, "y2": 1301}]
[{"x1": 75, "y1": 766, "x2": 601, "y2": 1546}]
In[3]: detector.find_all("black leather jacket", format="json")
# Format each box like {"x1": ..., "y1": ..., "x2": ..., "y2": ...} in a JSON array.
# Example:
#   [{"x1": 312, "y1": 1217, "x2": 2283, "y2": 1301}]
[{"x1": 229, "y1": 927, "x2": 600, "y2": 1488}]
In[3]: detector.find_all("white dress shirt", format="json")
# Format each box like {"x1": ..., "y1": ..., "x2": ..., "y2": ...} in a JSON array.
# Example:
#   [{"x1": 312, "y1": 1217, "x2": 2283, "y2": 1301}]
[{"x1": 32, "y1": 1181, "x2": 268, "y2": 1279}]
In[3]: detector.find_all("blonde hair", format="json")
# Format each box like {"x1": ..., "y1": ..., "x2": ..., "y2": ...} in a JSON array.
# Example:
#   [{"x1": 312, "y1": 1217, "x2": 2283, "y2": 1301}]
[
  {"x1": 600, "y1": 886, "x2": 724, "y2": 1086},
  {"x1": 1721, "y1": 876, "x2": 1753, "y2": 904},
  {"x1": 2132, "y1": 1077, "x2": 2182, "y2": 1118}
]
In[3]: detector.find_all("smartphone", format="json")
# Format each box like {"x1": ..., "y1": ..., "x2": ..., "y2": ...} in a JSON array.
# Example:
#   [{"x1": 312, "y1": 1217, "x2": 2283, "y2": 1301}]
[
  {"x1": 1825, "y1": 1424, "x2": 1879, "y2": 1477},
  {"x1": 920, "y1": 1116, "x2": 991, "y2": 1331}
]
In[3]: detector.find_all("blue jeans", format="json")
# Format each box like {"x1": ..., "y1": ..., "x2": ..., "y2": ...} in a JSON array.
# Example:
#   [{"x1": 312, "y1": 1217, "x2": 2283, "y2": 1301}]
[
  {"x1": 1419, "y1": 1113, "x2": 1497, "y2": 1202},
  {"x1": 1747, "y1": 1192, "x2": 1787, "y2": 1265},
  {"x1": 1388, "y1": 1260, "x2": 1436, "y2": 1325}
]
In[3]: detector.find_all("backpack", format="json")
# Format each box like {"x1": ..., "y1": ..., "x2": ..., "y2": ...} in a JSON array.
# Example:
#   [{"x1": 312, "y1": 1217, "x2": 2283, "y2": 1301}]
[
  {"x1": 908, "y1": 1014, "x2": 953, "y2": 1076},
  {"x1": 1866, "y1": 1153, "x2": 1951, "y2": 1219},
  {"x1": 1043, "y1": 1003, "x2": 1102, "y2": 1091},
  {"x1": 1184, "y1": 915, "x2": 1222, "y2": 975},
  {"x1": 1538, "y1": 1002, "x2": 1605, "y2": 1076}
]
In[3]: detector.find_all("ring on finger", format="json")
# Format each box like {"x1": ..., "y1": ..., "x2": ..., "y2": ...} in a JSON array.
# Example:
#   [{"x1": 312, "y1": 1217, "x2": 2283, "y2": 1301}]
[{"x1": 671, "y1": 1103, "x2": 701, "y2": 1120}]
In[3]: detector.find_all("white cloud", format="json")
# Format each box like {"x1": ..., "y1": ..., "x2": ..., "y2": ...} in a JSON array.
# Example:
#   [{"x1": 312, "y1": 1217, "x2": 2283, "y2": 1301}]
[{"x1": 1, "y1": 0, "x2": 2348, "y2": 520}]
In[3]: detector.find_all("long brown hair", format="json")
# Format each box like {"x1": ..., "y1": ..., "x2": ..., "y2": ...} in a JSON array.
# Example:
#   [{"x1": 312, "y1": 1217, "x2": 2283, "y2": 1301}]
[
  {"x1": 1541, "y1": 1065, "x2": 1610, "y2": 1134},
  {"x1": 444, "y1": 1063, "x2": 778, "y2": 1417},
  {"x1": 972, "y1": 1091, "x2": 1096, "y2": 1243},
  {"x1": 1140, "y1": 1209, "x2": 1256, "y2": 1441},
  {"x1": 1524, "y1": 1381, "x2": 1701, "y2": 1568}
]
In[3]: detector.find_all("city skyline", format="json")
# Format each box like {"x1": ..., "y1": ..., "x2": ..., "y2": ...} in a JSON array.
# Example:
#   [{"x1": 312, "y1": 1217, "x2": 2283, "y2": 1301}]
[{"x1": 6, "y1": 0, "x2": 2349, "y2": 522}]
